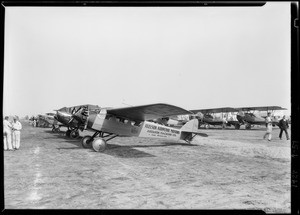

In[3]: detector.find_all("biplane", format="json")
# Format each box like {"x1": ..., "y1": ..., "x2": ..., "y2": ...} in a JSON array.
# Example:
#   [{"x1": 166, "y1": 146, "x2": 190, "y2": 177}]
[
  {"x1": 235, "y1": 106, "x2": 287, "y2": 129},
  {"x1": 55, "y1": 103, "x2": 208, "y2": 152},
  {"x1": 190, "y1": 107, "x2": 241, "y2": 129}
]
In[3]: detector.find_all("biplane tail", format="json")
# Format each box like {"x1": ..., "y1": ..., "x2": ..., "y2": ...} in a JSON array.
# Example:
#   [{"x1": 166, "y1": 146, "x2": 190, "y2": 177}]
[{"x1": 180, "y1": 119, "x2": 208, "y2": 142}]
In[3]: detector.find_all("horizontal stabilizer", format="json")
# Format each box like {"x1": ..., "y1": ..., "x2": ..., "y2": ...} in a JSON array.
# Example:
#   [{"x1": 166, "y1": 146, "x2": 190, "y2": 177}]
[{"x1": 197, "y1": 133, "x2": 208, "y2": 137}]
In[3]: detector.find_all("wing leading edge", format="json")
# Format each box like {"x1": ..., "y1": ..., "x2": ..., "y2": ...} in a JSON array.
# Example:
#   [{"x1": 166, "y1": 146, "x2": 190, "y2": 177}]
[
  {"x1": 235, "y1": 106, "x2": 287, "y2": 112},
  {"x1": 190, "y1": 106, "x2": 287, "y2": 114},
  {"x1": 190, "y1": 107, "x2": 239, "y2": 114},
  {"x1": 107, "y1": 103, "x2": 192, "y2": 122}
]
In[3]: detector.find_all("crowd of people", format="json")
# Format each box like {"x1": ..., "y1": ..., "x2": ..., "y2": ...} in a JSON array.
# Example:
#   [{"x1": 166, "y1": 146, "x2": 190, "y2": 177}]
[{"x1": 3, "y1": 116, "x2": 22, "y2": 151}]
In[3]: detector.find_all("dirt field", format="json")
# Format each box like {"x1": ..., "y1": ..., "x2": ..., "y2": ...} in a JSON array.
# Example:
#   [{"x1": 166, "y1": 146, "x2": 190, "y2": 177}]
[{"x1": 4, "y1": 121, "x2": 291, "y2": 212}]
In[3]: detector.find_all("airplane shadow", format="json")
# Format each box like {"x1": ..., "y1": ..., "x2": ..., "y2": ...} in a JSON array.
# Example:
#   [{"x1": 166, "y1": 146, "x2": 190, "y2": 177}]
[
  {"x1": 43, "y1": 130, "x2": 198, "y2": 158},
  {"x1": 99, "y1": 142, "x2": 198, "y2": 158}
]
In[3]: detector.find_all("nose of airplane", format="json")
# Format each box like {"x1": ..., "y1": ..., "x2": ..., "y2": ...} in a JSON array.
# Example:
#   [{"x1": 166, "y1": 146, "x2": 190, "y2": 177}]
[
  {"x1": 72, "y1": 106, "x2": 89, "y2": 130},
  {"x1": 55, "y1": 111, "x2": 72, "y2": 124}
]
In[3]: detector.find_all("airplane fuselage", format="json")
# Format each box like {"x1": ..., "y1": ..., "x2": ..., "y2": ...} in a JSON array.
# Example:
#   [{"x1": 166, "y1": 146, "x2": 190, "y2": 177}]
[{"x1": 87, "y1": 111, "x2": 185, "y2": 141}]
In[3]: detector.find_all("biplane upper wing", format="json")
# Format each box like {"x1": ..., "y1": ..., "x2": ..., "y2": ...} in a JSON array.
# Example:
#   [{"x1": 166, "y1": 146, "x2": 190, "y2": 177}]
[
  {"x1": 189, "y1": 107, "x2": 239, "y2": 114},
  {"x1": 235, "y1": 106, "x2": 287, "y2": 112},
  {"x1": 107, "y1": 103, "x2": 193, "y2": 122}
]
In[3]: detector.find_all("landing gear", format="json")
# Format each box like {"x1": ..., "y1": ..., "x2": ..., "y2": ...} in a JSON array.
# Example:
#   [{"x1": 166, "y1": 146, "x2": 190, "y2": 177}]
[
  {"x1": 70, "y1": 130, "x2": 79, "y2": 138},
  {"x1": 52, "y1": 125, "x2": 61, "y2": 133},
  {"x1": 92, "y1": 138, "x2": 107, "y2": 152},
  {"x1": 81, "y1": 135, "x2": 93, "y2": 148},
  {"x1": 65, "y1": 128, "x2": 79, "y2": 138},
  {"x1": 66, "y1": 130, "x2": 71, "y2": 137},
  {"x1": 245, "y1": 124, "x2": 251, "y2": 130},
  {"x1": 234, "y1": 124, "x2": 240, "y2": 129},
  {"x1": 204, "y1": 124, "x2": 210, "y2": 129},
  {"x1": 81, "y1": 131, "x2": 118, "y2": 152}
]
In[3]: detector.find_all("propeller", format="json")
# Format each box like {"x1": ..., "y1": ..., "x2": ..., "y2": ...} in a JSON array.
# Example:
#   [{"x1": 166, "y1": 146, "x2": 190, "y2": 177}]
[
  {"x1": 73, "y1": 105, "x2": 89, "y2": 131},
  {"x1": 67, "y1": 107, "x2": 78, "y2": 125}
]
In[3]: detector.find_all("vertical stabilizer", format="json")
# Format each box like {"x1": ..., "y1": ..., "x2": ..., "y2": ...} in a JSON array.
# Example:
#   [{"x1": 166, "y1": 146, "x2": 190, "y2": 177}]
[{"x1": 180, "y1": 119, "x2": 199, "y2": 133}]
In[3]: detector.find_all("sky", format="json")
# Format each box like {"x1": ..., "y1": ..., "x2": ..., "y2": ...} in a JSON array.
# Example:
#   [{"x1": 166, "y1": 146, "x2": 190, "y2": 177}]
[{"x1": 3, "y1": 2, "x2": 291, "y2": 117}]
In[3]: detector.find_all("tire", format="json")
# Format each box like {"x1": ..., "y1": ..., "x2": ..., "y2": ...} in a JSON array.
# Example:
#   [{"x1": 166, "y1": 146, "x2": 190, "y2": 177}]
[
  {"x1": 92, "y1": 138, "x2": 107, "y2": 152},
  {"x1": 81, "y1": 135, "x2": 92, "y2": 148},
  {"x1": 70, "y1": 130, "x2": 79, "y2": 139},
  {"x1": 246, "y1": 124, "x2": 251, "y2": 130},
  {"x1": 66, "y1": 130, "x2": 71, "y2": 137},
  {"x1": 235, "y1": 124, "x2": 240, "y2": 129}
]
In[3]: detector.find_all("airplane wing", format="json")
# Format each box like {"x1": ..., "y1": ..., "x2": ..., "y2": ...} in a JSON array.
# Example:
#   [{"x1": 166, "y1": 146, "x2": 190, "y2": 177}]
[
  {"x1": 190, "y1": 107, "x2": 238, "y2": 114},
  {"x1": 235, "y1": 106, "x2": 287, "y2": 112},
  {"x1": 107, "y1": 103, "x2": 193, "y2": 122}
]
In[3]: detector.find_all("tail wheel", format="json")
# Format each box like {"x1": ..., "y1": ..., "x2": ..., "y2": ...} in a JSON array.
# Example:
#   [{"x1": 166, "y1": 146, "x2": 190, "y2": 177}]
[
  {"x1": 70, "y1": 130, "x2": 79, "y2": 138},
  {"x1": 81, "y1": 135, "x2": 92, "y2": 148},
  {"x1": 205, "y1": 124, "x2": 209, "y2": 129},
  {"x1": 92, "y1": 138, "x2": 107, "y2": 152}
]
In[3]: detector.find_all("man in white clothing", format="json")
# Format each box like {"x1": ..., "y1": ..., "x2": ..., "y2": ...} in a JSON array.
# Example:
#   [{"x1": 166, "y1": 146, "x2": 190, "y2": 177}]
[
  {"x1": 263, "y1": 112, "x2": 273, "y2": 141},
  {"x1": 12, "y1": 116, "x2": 22, "y2": 150},
  {"x1": 3, "y1": 116, "x2": 13, "y2": 150}
]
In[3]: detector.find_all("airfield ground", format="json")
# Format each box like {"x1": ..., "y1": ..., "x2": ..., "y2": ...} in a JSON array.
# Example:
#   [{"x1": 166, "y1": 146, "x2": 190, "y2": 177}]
[{"x1": 4, "y1": 121, "x2": 291, "y2": 212}]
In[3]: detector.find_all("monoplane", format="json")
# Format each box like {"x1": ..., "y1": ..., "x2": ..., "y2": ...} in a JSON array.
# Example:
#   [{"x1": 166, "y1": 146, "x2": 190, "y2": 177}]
[{"x1": 55, "y1": 103, "x2": 208, "y2": 152}]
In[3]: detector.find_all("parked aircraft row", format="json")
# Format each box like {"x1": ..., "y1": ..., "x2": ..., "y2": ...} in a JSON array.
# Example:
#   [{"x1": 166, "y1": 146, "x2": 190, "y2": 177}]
[
  {"x1": 189, "y1": 106, "x2": 288, "y2": 130},
  {"x1": 51, "y1": 103, "x2": 208, "y2": 152},
  {"x1": 29, "y1": 113, "x2": 56, "y2": 128},
  {"x1": 35, "y1": 103, "x2": 288, "y2": 152}
]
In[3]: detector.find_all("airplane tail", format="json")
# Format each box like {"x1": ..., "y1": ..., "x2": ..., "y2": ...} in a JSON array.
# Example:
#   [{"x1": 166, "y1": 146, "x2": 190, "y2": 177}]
[
  {"x1": 180, "y1": 118, "x2": 199, "y2": 133},
  {"x1": 180, "y1": 119, "x2": 208, "y2": 142}
]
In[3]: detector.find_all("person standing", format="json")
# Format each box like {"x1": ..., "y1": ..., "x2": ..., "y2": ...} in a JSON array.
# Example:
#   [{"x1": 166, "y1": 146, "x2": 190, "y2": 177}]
[
  {"x1": 3, "y1": 116, "x2": 13, "y2": 150},
  {"x1": 263, "y1": 112, "x2": 273, "y2": 141},
  {"x1": 278, "y1": 115, "x2": 289, "y2": 140},
  {"x1": 222, "y1": 115, "x2": 227, "y2": 129},
  {"x1": 12, "y1": 116, "x2": 22, "y2": 150}
]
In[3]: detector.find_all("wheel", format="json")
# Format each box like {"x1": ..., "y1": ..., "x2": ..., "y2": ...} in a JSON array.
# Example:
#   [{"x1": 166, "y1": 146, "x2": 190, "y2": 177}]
[
  {"x1": 52, "y1": 127, "x2": 56, "y2": 132},
  {"x1": 92, "y1": 138, "x2": 107, "y2": 152},
  {"x1": 81, "y1": 135, "x2": 93, "y2": 148},
  {"x1": 235, "y1": 124, "x2": 240, "y2": 129},
  {"x1": 66, "y1": 130, "x2": 71, "y2": 137},
  {"x1": 246, "y1": 124, "x2": 251, "y2": 130},
  {"x1": 70, "y1": 130, "x2": 79, "y2": 138},
  {"x1": 55, "y1": 127, "x2": 60, "y2": 132},
  {"x1": 205, "y1": 124, "x2": 209, "y2": 129}
]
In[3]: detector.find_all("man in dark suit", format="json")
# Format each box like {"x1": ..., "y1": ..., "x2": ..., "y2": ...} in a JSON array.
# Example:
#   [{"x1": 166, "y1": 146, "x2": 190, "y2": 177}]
[{"x1": 278, "y1": 115, "x2": 289, "y2": 140}]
